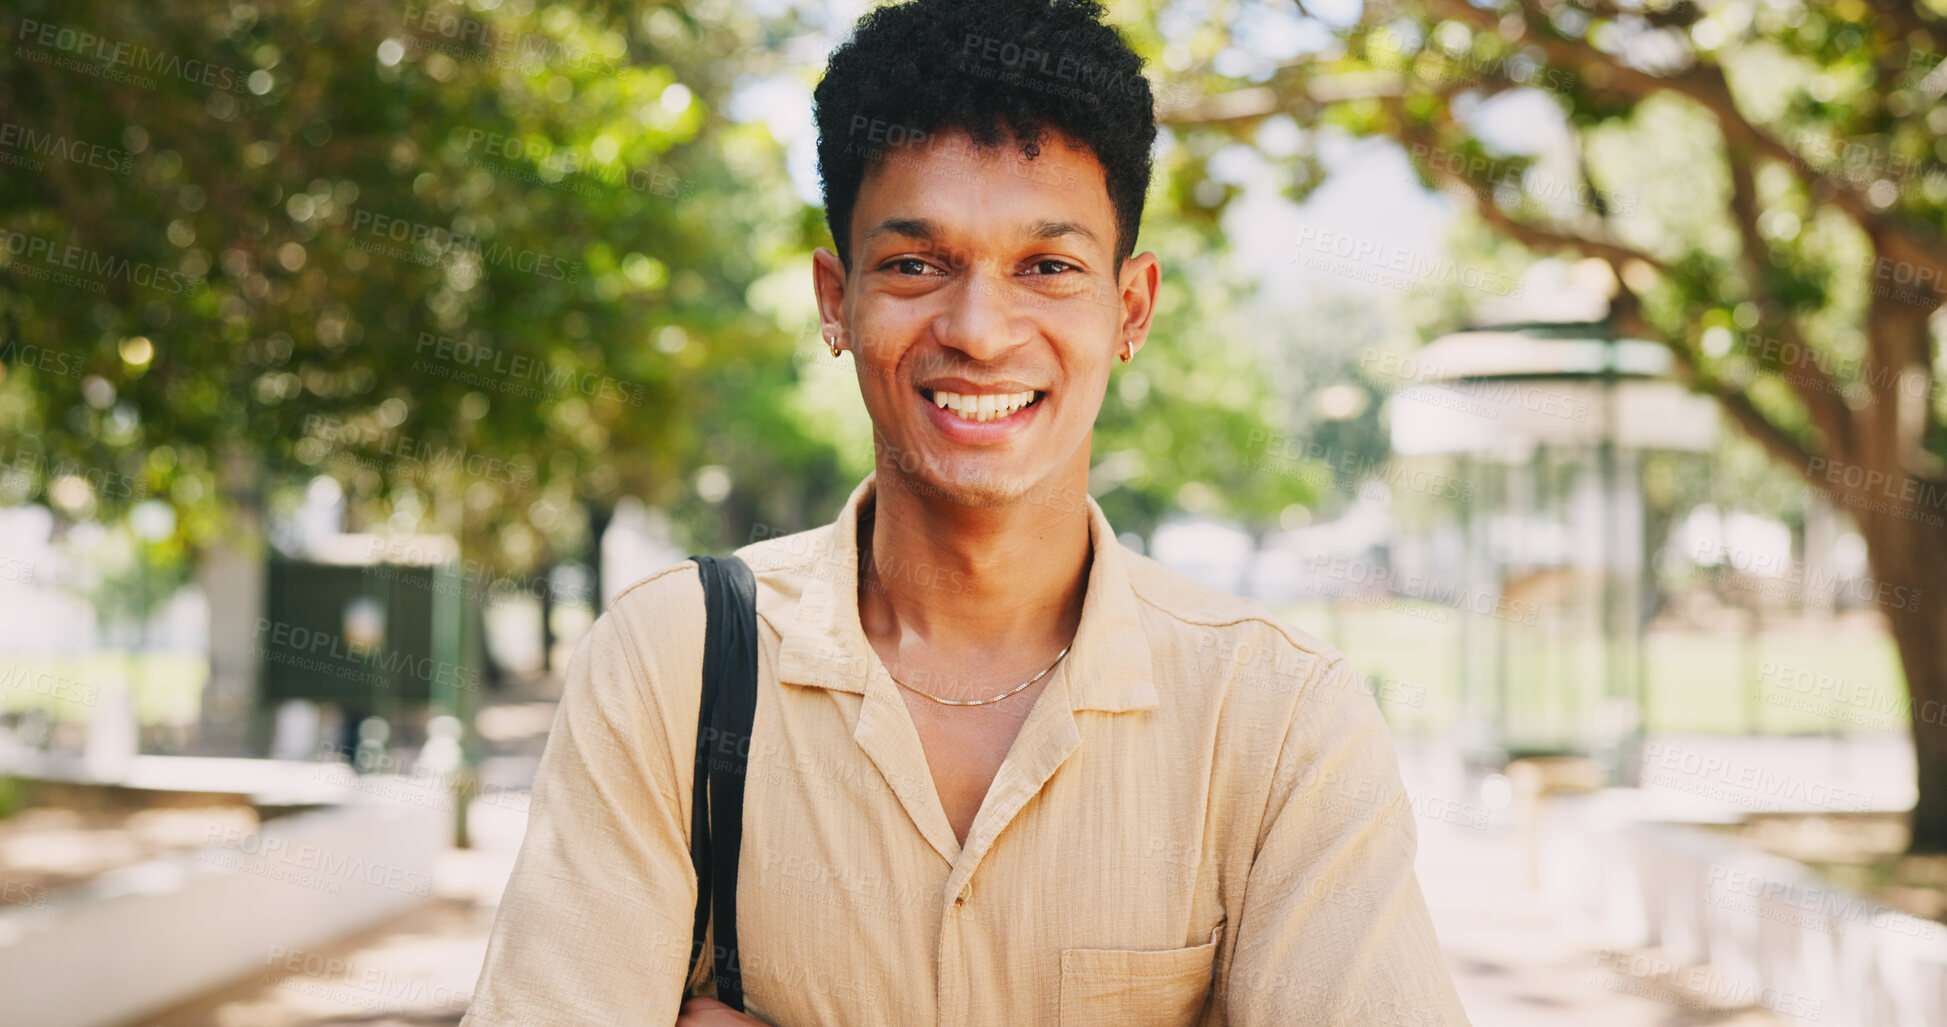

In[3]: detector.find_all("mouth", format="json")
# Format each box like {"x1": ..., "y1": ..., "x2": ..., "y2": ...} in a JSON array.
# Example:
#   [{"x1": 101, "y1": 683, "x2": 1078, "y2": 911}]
[{"x1": 919, "y1": 388, "x2": 1046, "y2": 423}]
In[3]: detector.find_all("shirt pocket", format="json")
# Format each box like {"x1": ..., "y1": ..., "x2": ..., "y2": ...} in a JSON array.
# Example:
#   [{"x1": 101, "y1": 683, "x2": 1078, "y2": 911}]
[{"x1": 1058, "y1": 923, "x2": 1223, "y2": 1027}]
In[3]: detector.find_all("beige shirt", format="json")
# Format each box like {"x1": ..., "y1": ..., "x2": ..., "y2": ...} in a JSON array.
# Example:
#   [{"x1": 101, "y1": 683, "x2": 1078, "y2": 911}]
[{"x1": 463, "y1": 472, "x2": 1470, "y2": 1027}]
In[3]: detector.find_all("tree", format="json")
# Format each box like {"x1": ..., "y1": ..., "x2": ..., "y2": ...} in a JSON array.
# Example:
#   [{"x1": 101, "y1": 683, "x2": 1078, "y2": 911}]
[
  {"x1": 1157, "y1": 0, "x2": 1947, "y2": 849},
  {"x1": 0, "y1": 0, "x2": 1313, "y2": 747},
  {"x1": 0, "y1": 0, "x2": 844, "y2": 744},
  {"x1": 0, "y1": 0, "x2": 847, "y2": 553}
]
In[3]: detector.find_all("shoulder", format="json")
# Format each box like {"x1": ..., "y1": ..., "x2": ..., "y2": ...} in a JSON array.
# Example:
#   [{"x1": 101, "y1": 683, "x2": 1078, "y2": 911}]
[
  {"x1": 598, "y1": 523, "x2": 838, "y2": 649},
  {"x1": 734, "y1": 521, "x2": 839, "y2": 577},
  {"x1": 562, "y1": 559, "x2": 708, "y2": 698},
  {"x1": 606, "y1": 557, "x2": 705, "y2": 631},
  {"x1": 1121, "y1": 546, "x2": 1347, "y2": 692},
  {"x1": 604, "y1": 515, "x2": 836, "y2": 623},
  {"x1": 735, "y1": 523, "x2": 840, "y2": 635}
]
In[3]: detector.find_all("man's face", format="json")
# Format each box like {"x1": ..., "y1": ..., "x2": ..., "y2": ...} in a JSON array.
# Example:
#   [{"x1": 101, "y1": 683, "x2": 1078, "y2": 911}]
[{"x1": 813, "y1": 127, "x2": 1158, "y2": 509}]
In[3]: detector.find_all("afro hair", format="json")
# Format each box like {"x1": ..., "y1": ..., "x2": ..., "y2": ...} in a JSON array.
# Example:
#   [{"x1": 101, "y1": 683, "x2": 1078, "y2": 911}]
[{"x1": 812, "y1": 0, "x2": 1157, "y2": 271}]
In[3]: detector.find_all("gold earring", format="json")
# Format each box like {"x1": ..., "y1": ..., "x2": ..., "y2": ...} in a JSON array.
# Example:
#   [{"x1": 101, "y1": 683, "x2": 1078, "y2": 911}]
[
  {"x1": 828, "y1": 334, "x2": 841, "y2": 358},
  {"x1": 1120, "y1": 339, "x2": 1134, "y2": 363}
]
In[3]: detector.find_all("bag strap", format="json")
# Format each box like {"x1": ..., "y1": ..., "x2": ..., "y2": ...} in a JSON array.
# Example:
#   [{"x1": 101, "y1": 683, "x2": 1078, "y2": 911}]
[{"x1": 686, "y1": 554, "x2": 758, "y2": 1011}]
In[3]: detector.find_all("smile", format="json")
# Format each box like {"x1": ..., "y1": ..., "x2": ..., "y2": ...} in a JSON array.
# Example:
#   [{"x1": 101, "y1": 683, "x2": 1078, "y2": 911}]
[{"x1": 922, "y1": 389, "x2": 1045, "y2": 422}]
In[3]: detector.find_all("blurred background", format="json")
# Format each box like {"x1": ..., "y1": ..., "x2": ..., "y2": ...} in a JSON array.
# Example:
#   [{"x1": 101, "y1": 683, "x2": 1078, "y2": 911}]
[{"x1": 2, "y1": 0, "x2": 1945, "y2": 1024}]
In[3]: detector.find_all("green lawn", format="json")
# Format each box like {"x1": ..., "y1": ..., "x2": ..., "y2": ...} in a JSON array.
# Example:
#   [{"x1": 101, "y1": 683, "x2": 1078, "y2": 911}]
[
  {"x1": 1275, "y1": 600, "x2": 1907, "y2": 738},
  {"x1": 0, "y1": 611, "x2": 1911, "y2": 743},
  {"x1": 0, "y1": 652, "x2": 208, "y2": 726}
]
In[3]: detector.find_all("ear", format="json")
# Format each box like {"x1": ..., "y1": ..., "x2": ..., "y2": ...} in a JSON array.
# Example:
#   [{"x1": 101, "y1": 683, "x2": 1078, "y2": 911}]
[
  {"x1": 1115, "y1": 251, "x2": 1160, "y2": 360},
  {"x1": 812, "y1": 247, "x2": 851, "y2": 352}
]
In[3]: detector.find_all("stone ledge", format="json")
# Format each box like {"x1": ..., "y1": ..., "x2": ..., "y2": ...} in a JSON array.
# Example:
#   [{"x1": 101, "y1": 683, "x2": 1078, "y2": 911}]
[
  {"x1": 1540, "y1": 790, "x2": 1947, "y2": 1027},
  {"x1": 0, "y1": 797, "x2": 449, "y2": 1027}
]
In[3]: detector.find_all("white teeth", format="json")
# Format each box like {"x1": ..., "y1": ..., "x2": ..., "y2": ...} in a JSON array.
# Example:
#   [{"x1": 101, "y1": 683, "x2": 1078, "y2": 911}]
[{"x1": 928, "y1": 389, "x2": 1038, "y2": 421}]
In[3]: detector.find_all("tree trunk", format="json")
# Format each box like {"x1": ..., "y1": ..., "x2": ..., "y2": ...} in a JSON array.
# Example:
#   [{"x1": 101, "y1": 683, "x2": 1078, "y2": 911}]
[
  {"x1": 1859, "y1": 508, "x2": 1947, "y2": 852},
  {"x1": 537, "y1": 560, "x2": 557, "y2": 675},
  {"x1": 195, "y1": 447, "x2": 267, "y2": 755},
  {"x1": 586, "y1": 500, "x2": 614, "y2": 613}
]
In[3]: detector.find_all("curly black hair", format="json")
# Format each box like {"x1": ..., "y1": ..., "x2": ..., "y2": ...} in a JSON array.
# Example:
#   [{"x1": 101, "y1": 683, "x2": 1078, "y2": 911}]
[{"x1": 813, "y1": 0, "x2": 1157, "y2": 271}]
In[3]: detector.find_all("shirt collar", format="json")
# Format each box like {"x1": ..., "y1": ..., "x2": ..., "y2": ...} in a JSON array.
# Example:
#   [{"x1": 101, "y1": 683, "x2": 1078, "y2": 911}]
[{"x1": 771, "y1": 471, "x2": 1157, "y2": 712}]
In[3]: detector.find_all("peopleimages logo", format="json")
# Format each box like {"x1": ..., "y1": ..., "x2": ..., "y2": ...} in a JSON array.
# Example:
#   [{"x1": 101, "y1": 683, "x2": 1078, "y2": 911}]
[
  {"x1": 1695, "y1": 537, "x2": 1924, "y2": 612},
  {"x1": 203, "y1": 825, "x2": 432, "y2": 897},
  {"x1": 0, "y1": 445, "x2": 151, "y2": 500},
  {"x1": 253, "y1": 618, "x2": 484, "y2": 693},
  {"x1": 15, "y1": 18, "x2": 252, "y2": 92},
  {"x1": 958, "y1": 32, "x2": 1150, "y2": 100},
  {"x1": 347, "y1": 208, "x2": 584, "y2": 283},
  {"x1": 0, "y1": 663, "x2": 99, "y2": 707},
  {"x1": 1641, "y1": 742, "x2": 1874, "y2": 813},
  {"x1": 0, "y1": 122, "x2": 136, "y2": 174},
  {"x1": 1245, "y1": 430, "x2": 1479, "y2": 501},
  {"x1": 455, "y1": 129, "x2": 691, "y2": 200},
  {"x1": 0, "y1": 339, "x2": 85, "y2": 378},
  {"x1": 1706, "y1": 864, "x2": 1937, "y2": 940},
  {"x1": 0, "y1": 228, "x2": 204, "y2": 295},
  {"x1": 401, "y1": 4, "x2": 623, "y2": 75},
  {"x1": 1291, "y1": 225, "x2": 1525, "y2": 299},
  {"x1": 412, "y1": 332, "x2": 646, "y2": 406}
]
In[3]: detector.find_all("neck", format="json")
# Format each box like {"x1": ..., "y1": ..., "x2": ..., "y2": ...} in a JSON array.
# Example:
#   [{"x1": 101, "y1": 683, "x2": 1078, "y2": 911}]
[{"x1": 858, "y1": 467, "x2": 1092, "y2": 661}]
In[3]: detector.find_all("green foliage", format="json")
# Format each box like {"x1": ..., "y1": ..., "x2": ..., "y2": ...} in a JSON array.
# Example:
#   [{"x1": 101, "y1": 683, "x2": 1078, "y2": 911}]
[
  {"x1": 0, "y1": 0, "x2": 1310, "y2": 575},
  {"x1": 0, "y1": 0, "x2": 841, "y2": 574},
  {"x1": 1152, "y1": 0, "x2": 1947, "y2": 486}
]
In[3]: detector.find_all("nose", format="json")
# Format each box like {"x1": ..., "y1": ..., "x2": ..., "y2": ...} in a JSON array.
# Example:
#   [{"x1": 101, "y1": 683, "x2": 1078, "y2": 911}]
[{"x1": 931, "y1": 263, "x2": 1030, "y2": 363}]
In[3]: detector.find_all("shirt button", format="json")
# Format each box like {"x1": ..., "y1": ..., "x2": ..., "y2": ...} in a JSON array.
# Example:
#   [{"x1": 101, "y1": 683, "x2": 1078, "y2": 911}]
[{"x1": 956, "y1": 884, "x2": 972, "y2": 905}]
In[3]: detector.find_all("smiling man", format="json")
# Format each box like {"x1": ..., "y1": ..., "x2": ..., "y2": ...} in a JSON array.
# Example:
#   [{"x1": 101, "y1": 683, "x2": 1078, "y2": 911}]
[{"x1": 461, "y1": 1, "x2": 1470, "y2": 1025}]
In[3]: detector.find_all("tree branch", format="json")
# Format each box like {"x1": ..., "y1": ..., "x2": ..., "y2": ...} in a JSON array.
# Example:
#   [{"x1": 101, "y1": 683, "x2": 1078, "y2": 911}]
[
  {"x1": 1863, "y1": 0, "x2": 1947, "y2": 63},
  {"x1": 1859, "y1": 258, "x2": 1945, "y2": 477},
  {"x1": 1393, "y1": 88, "x2": 1825, "y2": 479},
  {"x1": 1609, "y1": 278, "x2": 1822, "y2": 476},
  {"x1": 1382, "y1": 96, "x2": 1671, "y2": 274},
  {"x1": 1421, "y1": 0, "x2": 1947, "y2": 280},
  {"x1": 1570, "y1": 0, "x2": 1704, "y2": 32},
  {"x1": 1722, "y1": 141, "x2": 1855, "y2": 458},
  {"x1": 1156, "y1": 68, "x2": 1410, "y2": 126}
]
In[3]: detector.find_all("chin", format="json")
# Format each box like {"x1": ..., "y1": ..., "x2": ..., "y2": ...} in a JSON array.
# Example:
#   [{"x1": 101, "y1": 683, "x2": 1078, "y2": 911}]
[{"x1": 880, "y1": 460, "x2": 1032, "y2": 509}]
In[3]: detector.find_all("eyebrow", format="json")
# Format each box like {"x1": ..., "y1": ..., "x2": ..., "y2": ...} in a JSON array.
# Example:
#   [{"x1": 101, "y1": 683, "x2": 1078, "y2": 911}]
[
  {"x1": 860, "y1": 216, "x2": 1101, "y2": 248},
  {"x1": 861, "y1": 216, "x2": 934, "y2": 245},
  {"x1": 1026, "y1": 219, "x2": 1097, "y2": 244}
]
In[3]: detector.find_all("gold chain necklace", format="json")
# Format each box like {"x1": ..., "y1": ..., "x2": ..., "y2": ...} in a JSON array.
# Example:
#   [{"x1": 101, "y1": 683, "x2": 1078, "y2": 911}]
[
  {"x1": 886, "y1": 645, "x2": 1071, "y2": 706},
  {"x1": 861, "y1": 525, "x2": 1073, "y2": 706}
]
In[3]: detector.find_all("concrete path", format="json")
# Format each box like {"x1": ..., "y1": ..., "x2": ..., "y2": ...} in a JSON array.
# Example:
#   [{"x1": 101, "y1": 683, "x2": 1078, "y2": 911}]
[
  {"x1": 141, "y1": 731, "x2": 1830, "y2": 1026},
  {"x1": 142, "y1": 800, "x2": 521, "y2": 1027},
  {"x1": 1415, "y1": 817, "x2": 1790, "y2": 1026},
  {"x1": 1395, "y1": 733, "x2": 1803, "y2": 1027}
]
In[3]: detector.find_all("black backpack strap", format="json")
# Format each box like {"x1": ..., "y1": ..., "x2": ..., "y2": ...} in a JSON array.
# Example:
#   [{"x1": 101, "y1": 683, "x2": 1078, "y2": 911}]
[{"x1": 685, "y1": 554, "x2": 758, "y2": 1011}]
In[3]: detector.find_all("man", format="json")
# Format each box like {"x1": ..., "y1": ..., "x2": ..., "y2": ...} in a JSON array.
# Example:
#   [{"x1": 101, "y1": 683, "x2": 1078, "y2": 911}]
[{"x1": 462, "y1": 0, "x2": 1470, "y2": 1024}]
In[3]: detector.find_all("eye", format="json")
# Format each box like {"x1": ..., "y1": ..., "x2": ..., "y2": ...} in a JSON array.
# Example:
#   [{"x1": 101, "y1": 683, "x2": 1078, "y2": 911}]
[
  {"x1": 881, "y1": 257, "x2": 935, "y2": 276},
  {"x1": 1024, "y1": 259, "x2": 1078, "y2": 275}
]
